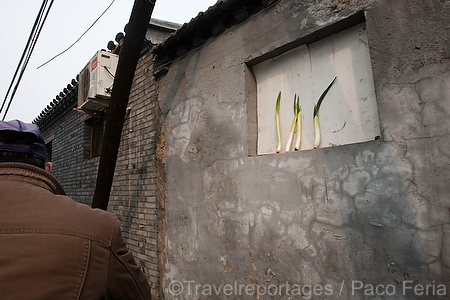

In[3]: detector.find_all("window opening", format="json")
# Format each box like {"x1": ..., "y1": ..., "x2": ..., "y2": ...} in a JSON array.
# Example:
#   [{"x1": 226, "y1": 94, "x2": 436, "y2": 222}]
[
  {"x1": 90, "y1": 118, "x2": 104, "y2": 158},
  {"x1": 252, "y1": 23, "x2": 380, "y2": 155}
]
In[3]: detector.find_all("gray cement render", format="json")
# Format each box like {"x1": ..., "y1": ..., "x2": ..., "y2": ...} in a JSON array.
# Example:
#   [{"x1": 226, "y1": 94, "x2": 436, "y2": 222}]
[{"x1": 156, "y1": 0, "x2": 450, "y2": 298}]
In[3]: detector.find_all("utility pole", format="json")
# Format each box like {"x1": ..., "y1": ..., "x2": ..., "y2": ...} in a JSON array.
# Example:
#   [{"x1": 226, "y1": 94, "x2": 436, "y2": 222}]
[{"x1": 92, "y1": 0, "x2": 156, "y2": 210}]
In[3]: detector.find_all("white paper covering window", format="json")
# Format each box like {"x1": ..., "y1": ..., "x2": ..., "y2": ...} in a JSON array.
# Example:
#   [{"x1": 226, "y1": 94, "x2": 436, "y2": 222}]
[{"x1": 253, "y1": 23, "x2": 380, "y2": 155}]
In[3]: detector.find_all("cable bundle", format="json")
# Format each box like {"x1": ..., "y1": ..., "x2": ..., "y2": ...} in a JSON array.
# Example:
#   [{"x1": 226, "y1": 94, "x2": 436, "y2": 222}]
[{"x1": 0, "y1": 0, "x2": 55, "y2": 120}]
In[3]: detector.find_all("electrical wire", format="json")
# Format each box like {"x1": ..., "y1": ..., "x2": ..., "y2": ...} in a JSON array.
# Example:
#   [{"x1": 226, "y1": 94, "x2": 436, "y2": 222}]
[
  {"x1": 0, "y1": 0, "x2": 54, "y2": 120},
  {"x1": 1, "y1": 0, "x2": 116, "y2": 120},
  {"x1": 0, "y1": 0, "x2": 47, "y2": 116},
  {"x1": 36, "y1": 0, "x2": 116, "y2": 70}
]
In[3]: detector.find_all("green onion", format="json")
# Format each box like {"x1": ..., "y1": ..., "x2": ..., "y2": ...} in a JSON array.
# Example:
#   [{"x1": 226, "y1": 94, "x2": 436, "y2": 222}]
[
  {"x1": 313, "y1": 115, "x2": 321, "y2": 149},
  {"x1": 276, "y1": 91, "x2": 281, "y2": 153},
  {"x1": 294, "y1": 95, "x2": 302, "y2": 151},
  {"x1": 313, "y1": 77, "x2": 337, "y2": 149},
  {"x1": 286, "y1": 94, "x2": 300, "y2": 152}
]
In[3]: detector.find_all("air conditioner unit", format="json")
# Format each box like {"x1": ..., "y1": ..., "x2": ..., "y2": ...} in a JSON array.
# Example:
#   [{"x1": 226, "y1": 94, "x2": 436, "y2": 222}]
[{"x1": 77, "y1": 50, "x2": 119, "y2": 111}]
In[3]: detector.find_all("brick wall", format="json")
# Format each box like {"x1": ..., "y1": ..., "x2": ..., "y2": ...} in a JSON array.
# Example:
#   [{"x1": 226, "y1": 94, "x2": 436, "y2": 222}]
[
  {"x1": 108, "y1": 50, "x2": 162, "y2": 298},
  {"x1": 43, "y1": 109, "x2": 100, "y2": 206},
  {"x1": 40, "y1": 50, "x2": 163, "y2": 298}
]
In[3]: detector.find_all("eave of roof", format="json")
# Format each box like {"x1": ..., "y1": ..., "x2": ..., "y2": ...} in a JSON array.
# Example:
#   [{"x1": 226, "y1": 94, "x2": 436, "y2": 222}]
[
  {"x1": 33, "y1": 80, "x2": 78, "y2": 130},
  {"x1": 152, "y1": 0, "x2": 279, "y2": 70},
  {"x1": 149, "y1": 18, "x2": 182, "y2": 31},
  {"x1": 33, "y1": 18, "x2": 180, "y2": 129}
]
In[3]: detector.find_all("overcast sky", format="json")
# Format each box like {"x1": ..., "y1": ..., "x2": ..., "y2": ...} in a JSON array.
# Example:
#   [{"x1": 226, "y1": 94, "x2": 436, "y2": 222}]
[{"x1": 0, "y1": 0, "x2": 217, "y2": 123}]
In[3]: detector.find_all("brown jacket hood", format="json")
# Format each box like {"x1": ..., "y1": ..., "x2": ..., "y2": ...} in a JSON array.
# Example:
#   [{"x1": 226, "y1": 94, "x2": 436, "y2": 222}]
[{"x1": 0, "y1": 162, "x2": 65, "y2": 195}]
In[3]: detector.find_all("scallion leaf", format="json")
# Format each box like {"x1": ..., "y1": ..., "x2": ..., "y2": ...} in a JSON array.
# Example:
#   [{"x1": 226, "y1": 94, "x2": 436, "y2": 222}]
[{"x1": 313, "y1": 77, "x2": 337, "y2": 149}]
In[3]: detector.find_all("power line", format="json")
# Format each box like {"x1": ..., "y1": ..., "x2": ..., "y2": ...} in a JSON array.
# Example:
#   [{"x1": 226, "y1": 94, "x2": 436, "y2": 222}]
[
  {"x1": 0, "y1": 0, "x2": 55, "y2": 121},
  {"x1": 37, "y1": 0, "x2": 116, "y2": 70},
  {"x1": 1, "y1": 0, "x2": 116, "y2": 121}
]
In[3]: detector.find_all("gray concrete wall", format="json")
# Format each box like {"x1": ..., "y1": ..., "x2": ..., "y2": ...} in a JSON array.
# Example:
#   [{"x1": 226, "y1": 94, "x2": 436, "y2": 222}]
[{"x1": 156, "y1": 0, "x2": 450, "y2": 299}]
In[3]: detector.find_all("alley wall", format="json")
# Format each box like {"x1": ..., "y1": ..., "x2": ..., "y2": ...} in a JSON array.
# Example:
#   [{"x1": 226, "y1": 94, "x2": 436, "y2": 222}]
[{"x1": 155, "y1": 0, "x2": 450, "y2": 299}]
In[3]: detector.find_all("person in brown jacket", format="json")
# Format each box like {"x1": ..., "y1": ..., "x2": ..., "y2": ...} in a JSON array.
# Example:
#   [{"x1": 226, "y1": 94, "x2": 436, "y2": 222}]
[{"x1": 0, "y1": 119, "x2": 152, "y2": 300}]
